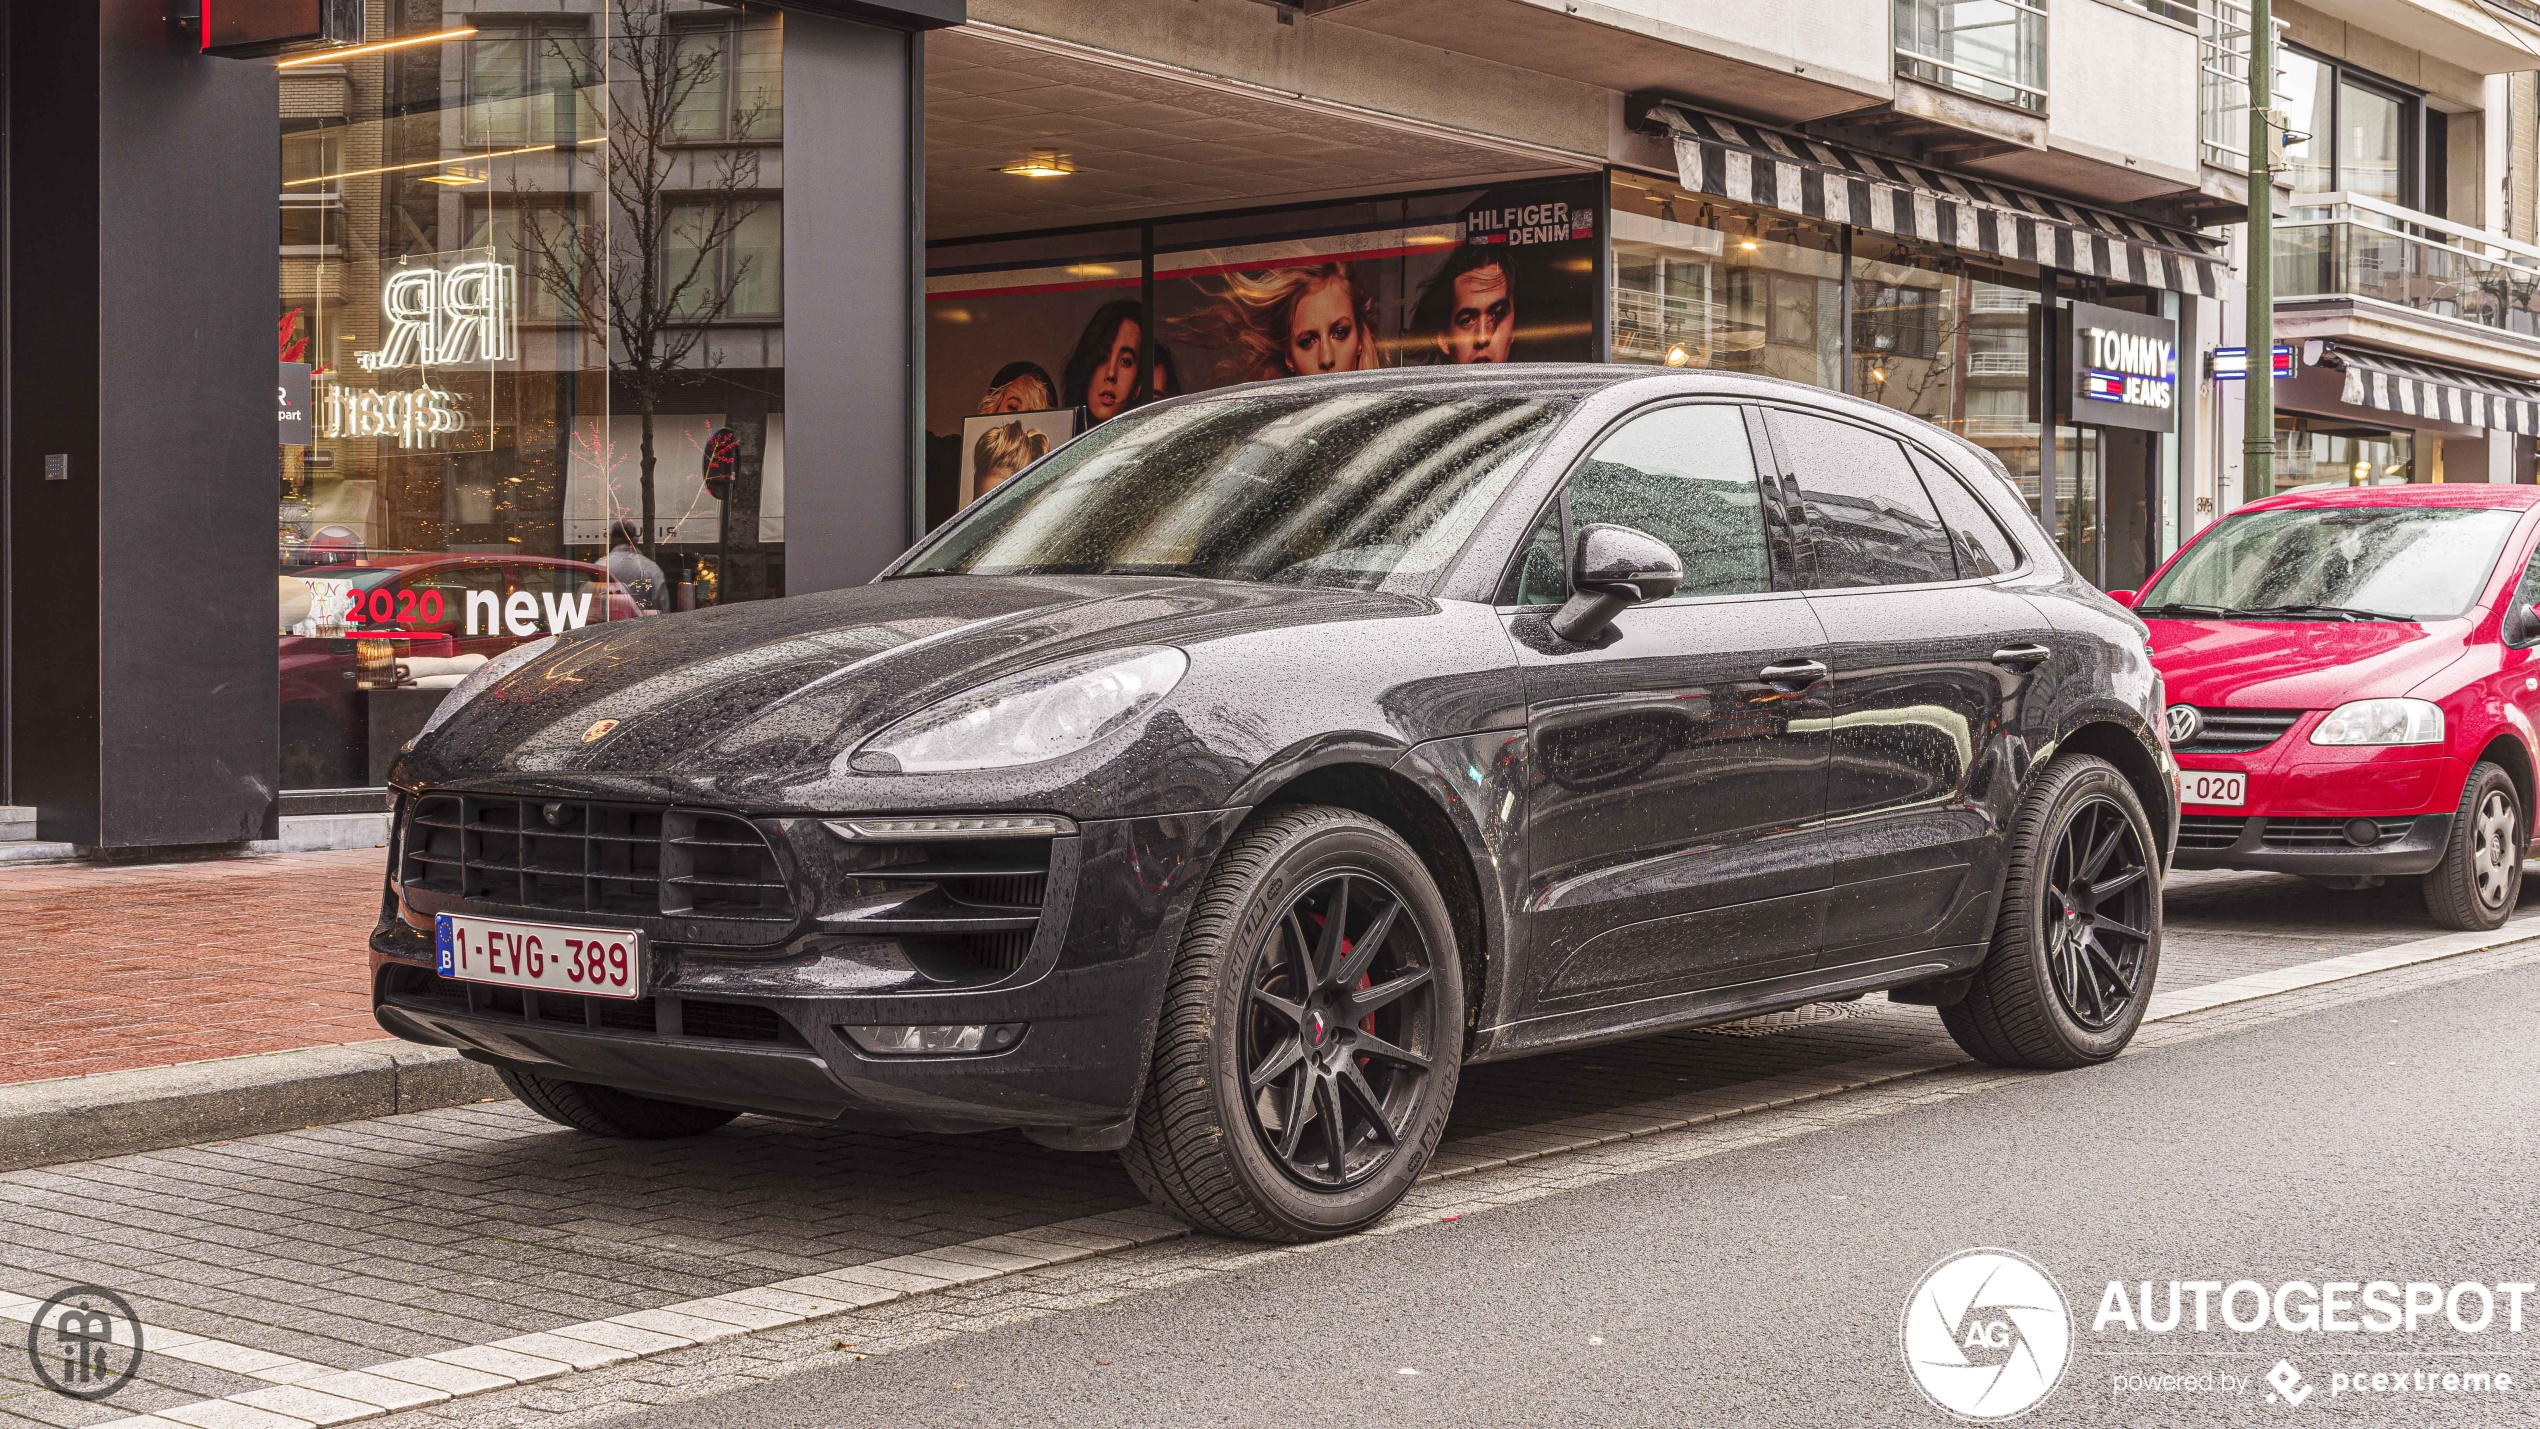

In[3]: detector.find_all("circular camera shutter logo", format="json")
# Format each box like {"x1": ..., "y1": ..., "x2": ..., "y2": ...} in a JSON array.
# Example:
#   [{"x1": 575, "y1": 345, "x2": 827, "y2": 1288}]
[
  {"x1": 1900, "y1": 1249, "x2": 2070, "y2": 1421},
  {"x1": 2164, "y1": 704, "x2": 2203, "y2": 745}
]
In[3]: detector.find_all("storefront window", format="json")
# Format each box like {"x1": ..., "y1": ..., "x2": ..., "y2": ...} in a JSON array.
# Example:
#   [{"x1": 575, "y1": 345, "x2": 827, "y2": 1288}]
[
  {"x1": 925, "y1": 178, "x2": 1603, "y2": 531},
  {"x1": 276, "y1": 2, "x2": 787, "y2": 790},
  {"x1": 2274, "y1": 417, "x2": 2416, "y2": 489},
  {"x1": 1609, "y1": 178, "x2": 1841, "y2": 387}
]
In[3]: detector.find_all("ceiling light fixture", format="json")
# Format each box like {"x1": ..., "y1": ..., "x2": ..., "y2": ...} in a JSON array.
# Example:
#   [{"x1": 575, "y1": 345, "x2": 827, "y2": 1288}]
[
  {"x1": 1002, "y1": 152, "x2": 1075, "y2": 178},
  {"x1": 276, "y1": 26, "x2": 476, "y2": 69},
  {"x1": 285, "y1": 135, "x2": 604, "y2": 189}
]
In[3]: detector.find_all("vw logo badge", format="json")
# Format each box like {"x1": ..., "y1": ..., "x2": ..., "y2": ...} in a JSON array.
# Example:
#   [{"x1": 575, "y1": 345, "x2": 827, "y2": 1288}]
[
  {"x1": 2163, "y1": 705, "x2": 2202, "y2": 746},
  {"x1": 581, "y1": 718, "x2": 621, "y2": 745}
]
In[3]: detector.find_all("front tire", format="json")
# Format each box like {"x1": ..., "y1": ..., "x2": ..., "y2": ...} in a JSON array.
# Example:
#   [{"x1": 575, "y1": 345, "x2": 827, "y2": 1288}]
[
  {"x1": 2420, "y1": 761, "x2": 2523, "y2": 932},
  {"x1": 496, "y1": 1067, "x2": 740, "y2": 1139},
  {"x1": 1120, "y1": 806, "x2": 1463, "y2": 1242},
  {"x1": 1941, "y1": 754, "x2": 2161, "y2": 1069}
]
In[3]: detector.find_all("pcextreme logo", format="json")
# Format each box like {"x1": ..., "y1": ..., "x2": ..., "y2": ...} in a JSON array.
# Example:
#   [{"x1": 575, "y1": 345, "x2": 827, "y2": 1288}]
[{"x1": 1902, "y1": 1249, "x2": 2073, "y2": 1421}]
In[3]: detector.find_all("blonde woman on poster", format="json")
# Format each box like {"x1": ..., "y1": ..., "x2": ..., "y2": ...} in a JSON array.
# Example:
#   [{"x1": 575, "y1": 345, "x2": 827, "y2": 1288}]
[{"x1": 1174, "y1": 262, "x2": 1383, "y2": 385}]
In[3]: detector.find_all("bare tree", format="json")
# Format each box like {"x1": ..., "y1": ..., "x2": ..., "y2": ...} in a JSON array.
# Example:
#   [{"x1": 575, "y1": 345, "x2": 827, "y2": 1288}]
[{"x1": 514, "y1": 0, "x2": 766, "y2": 562}]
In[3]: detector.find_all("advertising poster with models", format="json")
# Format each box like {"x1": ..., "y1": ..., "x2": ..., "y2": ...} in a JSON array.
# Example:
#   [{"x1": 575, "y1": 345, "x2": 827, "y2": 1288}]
[{"x1": 922, "y1": 177, "x2": 1600, "y2": 528}]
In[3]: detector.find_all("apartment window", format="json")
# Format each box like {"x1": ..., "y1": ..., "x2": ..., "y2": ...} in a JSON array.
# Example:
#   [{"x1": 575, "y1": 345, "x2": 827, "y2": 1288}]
[
  {"x1": 2279, "y1": 46, "x2": 2424, "y2": 212},
  {"x1": 670, "y1": 14, "x2": 783, "y2": 142},
  {"x1": 665, "y1": 202, "x2": 783, "y2": 319},
  {"x1": 464, "y1": 20, "x2": 596, "y2": 147},
  {"x1": 1894, "y1": 0, "x2": 2048, "y2": 114}
]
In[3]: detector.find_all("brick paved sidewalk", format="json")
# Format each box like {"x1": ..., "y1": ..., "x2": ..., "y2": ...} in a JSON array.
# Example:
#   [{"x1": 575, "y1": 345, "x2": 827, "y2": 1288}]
[{"x1": 0, "y1": 850, "x2": 387, "y2": 1084}]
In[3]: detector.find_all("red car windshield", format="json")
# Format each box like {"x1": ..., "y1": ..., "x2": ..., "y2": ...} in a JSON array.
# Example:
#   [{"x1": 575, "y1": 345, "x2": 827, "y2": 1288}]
[{"x1": 2138, "y1": 505, "x2": 2521, "y2": 621}]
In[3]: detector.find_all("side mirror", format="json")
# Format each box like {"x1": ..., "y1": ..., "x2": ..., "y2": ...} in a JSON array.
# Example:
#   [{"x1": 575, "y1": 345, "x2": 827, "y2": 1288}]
[
  {"x1": 2105, "y1": 588, "x2": 2138, "y2": 609},
  {"x1": 1550, "y1": 524, "x2": 1683, "y2": 643},
  {"x1": 2508, "y1": 602, "x2": 2540, "y2": 645}
]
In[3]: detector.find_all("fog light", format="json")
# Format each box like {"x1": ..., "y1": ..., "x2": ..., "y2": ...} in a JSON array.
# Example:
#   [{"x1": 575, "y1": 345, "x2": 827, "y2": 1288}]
[
  {"x1": 2343, "y1": 819, "x2": 2382, "y2": 847},
  {"x1": 842, "y1": 1022, "x2": 1026, "y2": 1056},
  {"x1": 825, "y1": 815, "x2": 1075, "y2": 841}
]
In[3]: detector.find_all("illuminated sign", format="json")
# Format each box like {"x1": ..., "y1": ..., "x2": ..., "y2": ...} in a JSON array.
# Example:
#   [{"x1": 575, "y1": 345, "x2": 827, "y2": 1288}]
[
  {"x1": 2066, "y1": 301, "x2": 2178, "y2": 433},
  {"x1": 322, "y1": 382, "x2": 469, "y2": 449},
  {"x1": 322, "y1": 250, "x2": 509, "y2": 451},
  {"x1": 2210, "y1": 345, "x2": 2298, "y2": 381},
  {"x1": 355, "y1": 258, "x2": 517, "y2": 372}
]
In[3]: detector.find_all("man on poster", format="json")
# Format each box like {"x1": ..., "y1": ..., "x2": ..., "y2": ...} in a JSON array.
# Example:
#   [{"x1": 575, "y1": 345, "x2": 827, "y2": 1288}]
[{"x1": 1414, "y1": 246, "x2": 1517, "y2": 365}]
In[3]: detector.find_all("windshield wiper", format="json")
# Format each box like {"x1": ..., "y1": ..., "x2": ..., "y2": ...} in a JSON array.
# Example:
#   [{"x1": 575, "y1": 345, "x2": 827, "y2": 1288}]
[
  {"x1": 2134, "y1": 602, "x2": 2230, "y2": 618},
  {"x1": 2229, "y1": 603, "x2": 2409, "y2": 622}
]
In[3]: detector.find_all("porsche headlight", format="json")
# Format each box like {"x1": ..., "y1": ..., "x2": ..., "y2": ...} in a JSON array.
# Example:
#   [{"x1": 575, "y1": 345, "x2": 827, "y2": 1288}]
[
  {"x1": 2309, "y1": 698, "x2": 2444, "y2": 747},
  {"x1": 852, "y1": 647, "x2": 1188, "y2": 774},
  {"x1": 409, "y1": 636, "x2": 556, "y2": 747}
]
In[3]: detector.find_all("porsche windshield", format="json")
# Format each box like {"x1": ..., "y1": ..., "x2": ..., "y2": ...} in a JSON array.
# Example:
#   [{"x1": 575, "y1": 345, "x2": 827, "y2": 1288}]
[
  {"x1": 896, "y1": 388, "x2": 1576, "y2": 591},
  {"x1": 2138, "y1": 504, "x2": 2522, "y2": 621}
]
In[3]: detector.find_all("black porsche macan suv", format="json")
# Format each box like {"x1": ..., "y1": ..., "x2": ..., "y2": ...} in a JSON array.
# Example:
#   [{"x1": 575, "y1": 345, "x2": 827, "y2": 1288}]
[{"x1": 373, "y1": 367, "x2": 2177, "y2": 1241}]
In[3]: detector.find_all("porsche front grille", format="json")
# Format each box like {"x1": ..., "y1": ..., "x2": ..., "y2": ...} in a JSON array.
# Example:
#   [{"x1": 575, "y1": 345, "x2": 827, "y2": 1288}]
[{"x1": 400, "y1": 794, "x2": 797, "y2": 934}]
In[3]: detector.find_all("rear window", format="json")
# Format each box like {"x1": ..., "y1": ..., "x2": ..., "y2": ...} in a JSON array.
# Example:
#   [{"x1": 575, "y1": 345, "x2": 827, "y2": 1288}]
[{"x1": 2139, "y1": 504, "x2": 2522, "y2": 620}]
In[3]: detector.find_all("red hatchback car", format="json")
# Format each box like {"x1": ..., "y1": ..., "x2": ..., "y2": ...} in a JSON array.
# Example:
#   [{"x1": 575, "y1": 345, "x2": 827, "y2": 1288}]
[{"x1": 2124, "y1": 484, "x2": 2540, "y2": 930}]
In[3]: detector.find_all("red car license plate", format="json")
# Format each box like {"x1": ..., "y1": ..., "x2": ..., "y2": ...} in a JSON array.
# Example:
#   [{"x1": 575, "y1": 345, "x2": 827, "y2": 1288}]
[{"x1": 435, "y1": 913, "x2": 644, "y2": 999}]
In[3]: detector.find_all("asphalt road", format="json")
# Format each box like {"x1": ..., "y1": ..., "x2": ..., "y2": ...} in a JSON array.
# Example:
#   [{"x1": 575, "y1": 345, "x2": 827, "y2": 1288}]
[{"x1": 606, "y1": 962, "x2": 2540, "y2": 1429}]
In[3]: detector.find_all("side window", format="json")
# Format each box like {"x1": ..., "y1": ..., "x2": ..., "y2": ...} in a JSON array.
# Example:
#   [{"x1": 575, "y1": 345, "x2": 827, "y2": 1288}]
[
  {"x1": 1566, "y1": 404, "x2": 1771, "y2": 598},
  {"x1": 2509, "y1": 549, "x2": 2540, "y2": 647},
  {"x1": 1769, "y1": 410, "x2": 1957, "y2": 588},
  {"x1": 1501, "y1": 503, "x2": 1567, "y2": 606},
  {"x1": 1909, "y1": 448, "x2": 2022, "y2": 578}
]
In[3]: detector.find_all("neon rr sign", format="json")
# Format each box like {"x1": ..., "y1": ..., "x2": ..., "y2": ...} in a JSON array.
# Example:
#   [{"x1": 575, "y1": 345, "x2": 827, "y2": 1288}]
[{"x1": 355, "y1": 258, "x2": 518, "y2": 371}]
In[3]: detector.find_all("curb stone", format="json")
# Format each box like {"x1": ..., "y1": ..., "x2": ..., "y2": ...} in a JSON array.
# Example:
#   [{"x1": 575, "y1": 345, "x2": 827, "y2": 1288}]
[{"x1": 0, "y1": 1041, "x2": 504, "y2": 1171}]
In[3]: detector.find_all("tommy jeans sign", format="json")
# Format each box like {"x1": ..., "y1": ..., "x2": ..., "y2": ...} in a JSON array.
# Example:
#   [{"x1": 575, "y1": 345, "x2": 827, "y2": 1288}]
[{"x1": 2067, "y1": 300, "x2": 2178, "y2": 434}]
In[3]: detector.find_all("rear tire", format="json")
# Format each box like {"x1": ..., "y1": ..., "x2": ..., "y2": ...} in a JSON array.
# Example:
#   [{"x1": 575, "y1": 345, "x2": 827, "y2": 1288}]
[
  {"x1": 1941, "y1": 754, "x2": 2161, "y2": 1069},
  {"x1": 2421, "y1": 761, "x2": 2523, "y2": 932},
  {"x1": 496, "y1": 1067, "x2": 740, "y2": 1138},
  {"x1": 1119, "y1": 806, "x2": 1463, "y2": 1242}
]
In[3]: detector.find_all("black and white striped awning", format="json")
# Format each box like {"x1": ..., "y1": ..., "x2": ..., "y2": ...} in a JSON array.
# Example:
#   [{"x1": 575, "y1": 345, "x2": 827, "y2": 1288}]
[
  {"x1": 2334, "y1": 349, "x2": 2540, "y2": 435},
  {"x1": 1649, "y1": 104, "x2": 2227, "y2": 299}
]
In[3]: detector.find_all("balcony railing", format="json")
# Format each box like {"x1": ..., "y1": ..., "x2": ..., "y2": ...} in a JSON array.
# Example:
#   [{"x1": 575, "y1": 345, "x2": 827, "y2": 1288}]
[
  {"x1": 2197, "y1": 0, "x2": 2285, "y2": 172},
  {"x1": 1895, "y1": 0, "x2": 2048, "y2": 114},
  {"x1": 2275, "y1": 192, "x2": 2540, "y2": 340}
]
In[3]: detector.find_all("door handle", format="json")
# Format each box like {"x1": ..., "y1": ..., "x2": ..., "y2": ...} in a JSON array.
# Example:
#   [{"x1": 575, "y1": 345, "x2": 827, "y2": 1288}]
[
  {"x1": 1991, "y1": 643, "x2": 2053, "y2": 670},
  {"x1": 1756, "y1": 659, "x2": 1830, "y2": 690}
]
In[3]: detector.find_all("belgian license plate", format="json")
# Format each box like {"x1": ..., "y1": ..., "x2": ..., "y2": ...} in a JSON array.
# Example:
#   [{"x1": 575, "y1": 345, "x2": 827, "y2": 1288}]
[
  {"x1": 435, "y1": 913, "x2": 644, "y2": 999},
  {"x1": 2182, "y1": 769, "x2": 2246, "y2": 807}
]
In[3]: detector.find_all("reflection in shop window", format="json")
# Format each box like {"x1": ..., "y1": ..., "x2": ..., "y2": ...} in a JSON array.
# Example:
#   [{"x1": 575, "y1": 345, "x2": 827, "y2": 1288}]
[
  {"x1": 1608, "y1": 178, "x2": 1841, "y2": 388},
  {"x1": 276, "y1": 2, "x2": 787, "y2": 791},
  {"x1": 465, "y1": 21, "x2": 596, "y2": 147},
  {"x1": 664, "y1": 203, "x2": 781, "y2": 319},
  {"x1": 671, "y1": 13, "x2": 783, "y2": 142}
]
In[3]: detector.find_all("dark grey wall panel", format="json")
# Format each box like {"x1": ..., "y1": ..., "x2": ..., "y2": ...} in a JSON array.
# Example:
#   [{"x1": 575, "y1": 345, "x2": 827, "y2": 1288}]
[
  {"x1": 7, "y1": 0, "x2": 278, "y2": 846},
  {"x1": 7, "y1": 1, "x2": 105, "y2": 844},
  {"x1": 782, "y1": 11, "x2": 917, "y2": 594},
  {"x1": 94, "y1": 0, "x2": 278, "y2": 844}
]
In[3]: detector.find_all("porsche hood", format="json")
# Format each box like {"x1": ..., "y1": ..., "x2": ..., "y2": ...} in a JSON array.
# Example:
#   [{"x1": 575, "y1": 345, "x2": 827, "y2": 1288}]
[{"x1": 393, "y1": 575, "x2": 1411, "y2": 794}]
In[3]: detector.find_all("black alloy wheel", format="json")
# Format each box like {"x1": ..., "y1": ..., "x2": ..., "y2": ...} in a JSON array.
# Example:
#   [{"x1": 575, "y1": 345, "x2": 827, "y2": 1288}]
[
  {"x1": 1121, "y1": 805, "x2": 1464, "y2": 1242},
  {"x1": 1942, "y1": 753, "x2": 2162, "y2": 1069},
  {"x1": 2042, "y1": 795, "x2": 2154, "y2": 1031},
  {"x1": 1241, "y1": 870, "x2": 1438, "y2": 1190}
]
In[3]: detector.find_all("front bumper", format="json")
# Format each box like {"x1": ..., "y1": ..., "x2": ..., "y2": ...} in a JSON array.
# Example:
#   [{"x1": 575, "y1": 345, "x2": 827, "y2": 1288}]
[
  {"x1": 2172, "y1": 811, "x2": 2455, "y2": 875},
  {"x1": 370, "y1": 806, "x2": 1244, "y2": 1136}
]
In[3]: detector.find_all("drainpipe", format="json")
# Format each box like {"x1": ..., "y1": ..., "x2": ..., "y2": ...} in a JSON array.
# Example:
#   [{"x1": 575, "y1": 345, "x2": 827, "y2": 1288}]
[{"x1": 2244, "y1": 0, "x2": 2275, "y2": 498}]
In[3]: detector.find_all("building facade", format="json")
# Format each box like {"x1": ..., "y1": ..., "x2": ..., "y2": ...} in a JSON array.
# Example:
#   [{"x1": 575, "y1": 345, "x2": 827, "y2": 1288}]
[{"x1": 0, "y1": 0, "x2": 2532, "y2": 855}]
